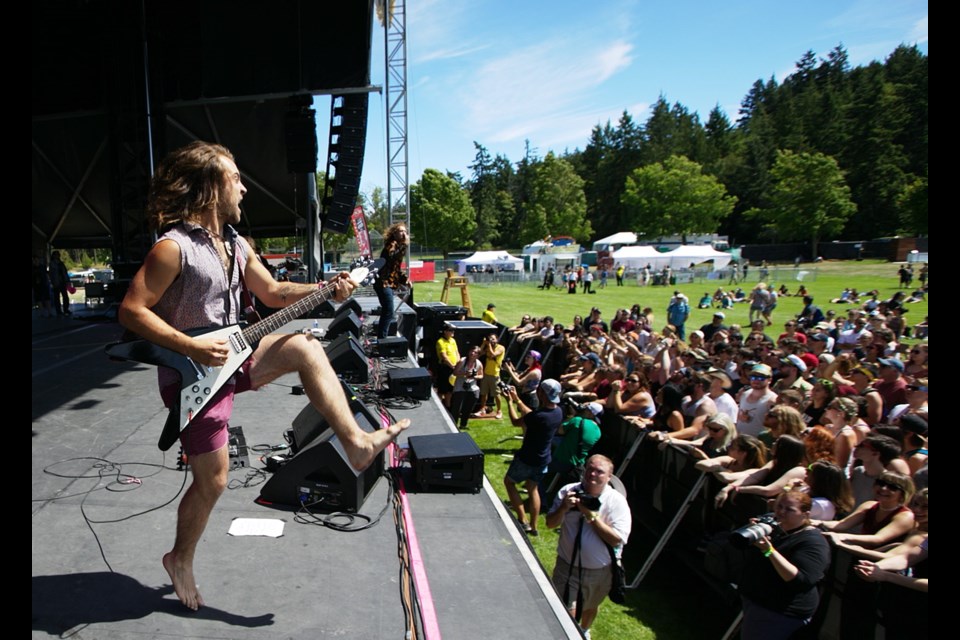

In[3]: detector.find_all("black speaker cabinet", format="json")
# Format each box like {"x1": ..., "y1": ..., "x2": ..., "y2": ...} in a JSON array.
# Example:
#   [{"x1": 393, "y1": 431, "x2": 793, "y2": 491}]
[
  {"x1": 326, "y1": 309, "x2": 361, "y2": 340},
  {"x1": 387, "y1": 367, "x2": 433, "y2": 400},
  {"x1": 408, "y1": 432, "x2": 484, "y2": 493},
  {"x1": 335, "y1": 298, "x2": 364, "y2": 318},
  {"x1": 325, "y1": 334, "x2": 368, "y2": 382},
  {"x1": 311, "y1": 299, "x2": 337, "y2": 319},
  {"x1": 375, "y1": 336, "x2": 408, "y2": 358},
  {"x1": 447, "y1": 320, "x2": 497, "y2": 356},
  {"x1": 260, "y1": 388, "x2": 383, "y2": 511}
]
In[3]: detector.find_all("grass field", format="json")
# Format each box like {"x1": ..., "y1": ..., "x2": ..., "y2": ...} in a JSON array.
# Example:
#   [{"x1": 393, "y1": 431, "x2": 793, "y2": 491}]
[{"x1": 407, "y1": 259, "x2": 926, "y2": 640}]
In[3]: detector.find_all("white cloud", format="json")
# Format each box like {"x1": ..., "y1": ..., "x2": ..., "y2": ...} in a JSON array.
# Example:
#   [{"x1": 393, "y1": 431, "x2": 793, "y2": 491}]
[
  {"x1": 908, "y1": 16, "x2": 928, "y2": 44},
  {"x1": 460, "y1": 38, "x2": 634, "y2": 143}
]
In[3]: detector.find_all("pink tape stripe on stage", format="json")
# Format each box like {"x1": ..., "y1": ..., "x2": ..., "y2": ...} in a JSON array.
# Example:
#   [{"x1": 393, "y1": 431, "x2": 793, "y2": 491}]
[{"x1": 383, "y1": 415, "x2": 442, "y2": 640}]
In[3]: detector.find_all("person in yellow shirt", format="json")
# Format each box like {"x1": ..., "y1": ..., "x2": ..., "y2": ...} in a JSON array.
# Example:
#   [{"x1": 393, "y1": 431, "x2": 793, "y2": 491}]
[
  {"x1": 435, "y1": 323, "x2": 460, "y2": 407},
  {"x1": 481, "y1": 302, "x2": 497, "y2": 325},
  {"x1": 474, "y1": 332, "x2": 506, "y2": 419}
]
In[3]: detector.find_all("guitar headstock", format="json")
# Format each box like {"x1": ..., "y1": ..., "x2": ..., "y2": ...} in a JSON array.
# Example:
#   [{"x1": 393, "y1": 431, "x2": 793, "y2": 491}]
[{"x1": 347, "y1": 257, "x2": 385, "y2": 287}]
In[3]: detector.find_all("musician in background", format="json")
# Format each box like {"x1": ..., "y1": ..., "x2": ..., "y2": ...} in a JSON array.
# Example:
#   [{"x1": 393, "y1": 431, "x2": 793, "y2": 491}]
[
  {"x1": 374, "y1": 222, "x2": 411, "y2": 339},
  {"x1": 118, "y1": 141, "x2": 409, "y2": 612}
]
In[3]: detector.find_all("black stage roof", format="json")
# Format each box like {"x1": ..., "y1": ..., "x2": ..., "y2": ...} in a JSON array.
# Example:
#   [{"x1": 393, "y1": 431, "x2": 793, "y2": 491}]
[{"x1": 33, "y1": 0, "x2": 375, "y2": 255}]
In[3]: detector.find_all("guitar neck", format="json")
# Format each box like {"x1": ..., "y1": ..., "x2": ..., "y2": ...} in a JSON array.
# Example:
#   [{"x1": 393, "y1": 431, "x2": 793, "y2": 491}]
[{"x1": 241, "y1": 281, "x2": 340, "y2": 345}]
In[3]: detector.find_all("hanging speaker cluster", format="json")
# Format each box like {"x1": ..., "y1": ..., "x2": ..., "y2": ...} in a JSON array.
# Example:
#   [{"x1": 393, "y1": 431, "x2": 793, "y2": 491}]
[
  {"x1": 321, "y1": 93, "x2": 369, "y2": 234},
  {"x1": 285, "y1": 94, "x2": 318, "y2": 174}
]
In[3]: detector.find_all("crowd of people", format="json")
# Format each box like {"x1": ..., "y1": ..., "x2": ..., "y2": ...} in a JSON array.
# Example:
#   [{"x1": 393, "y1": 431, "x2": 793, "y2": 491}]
[{"x1": 430, "y1": 281, "x2": 927, "y2": 637}]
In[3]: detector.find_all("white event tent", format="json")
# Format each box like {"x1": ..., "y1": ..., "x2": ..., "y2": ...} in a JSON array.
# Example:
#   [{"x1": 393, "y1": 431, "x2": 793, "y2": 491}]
[
  {"x1": 457, "y1": 250, "x2": 524, "y2": 275},
  {"x1": 610, "y1": 245, "x2": 670, "y2": 270},
  {"x1": 662, "y1": 245, "x2": 733, "y2": 270}
]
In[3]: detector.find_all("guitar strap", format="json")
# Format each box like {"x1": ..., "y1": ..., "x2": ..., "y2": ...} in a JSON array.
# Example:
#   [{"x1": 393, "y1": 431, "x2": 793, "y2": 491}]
[{"x1": 238, "y1": 264, "x2": 262, "y2": 324}]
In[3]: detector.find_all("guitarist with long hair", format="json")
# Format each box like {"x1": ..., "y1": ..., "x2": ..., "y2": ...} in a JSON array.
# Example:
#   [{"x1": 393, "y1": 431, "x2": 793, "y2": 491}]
[
  {"x1": 373, "y1": 222, "x2": 410, "y2": 339},
  {"x1": 118, "y1": 141, "x2": 410, "y2": 611}
]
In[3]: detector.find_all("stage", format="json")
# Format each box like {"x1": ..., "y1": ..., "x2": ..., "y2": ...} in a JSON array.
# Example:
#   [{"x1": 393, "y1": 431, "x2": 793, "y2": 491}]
[{"x1": 31, "y1": 302, "x2": 582, "y2": 639}]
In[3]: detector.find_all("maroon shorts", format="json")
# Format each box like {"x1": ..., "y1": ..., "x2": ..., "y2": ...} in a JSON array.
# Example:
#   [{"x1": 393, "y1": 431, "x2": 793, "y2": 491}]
[{"x1": 159, "y1": 360, "x2": 256, "y2": 456}]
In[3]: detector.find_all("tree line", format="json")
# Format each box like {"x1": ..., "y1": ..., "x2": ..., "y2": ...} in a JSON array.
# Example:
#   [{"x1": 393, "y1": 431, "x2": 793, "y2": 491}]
[{"x1": 361, "y1": 44, "x2": 926, "y2": 257}]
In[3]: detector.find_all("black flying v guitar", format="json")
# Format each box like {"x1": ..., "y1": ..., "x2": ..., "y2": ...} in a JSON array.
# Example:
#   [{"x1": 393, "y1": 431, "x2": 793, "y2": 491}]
[{"x1": 106, "y1": 258, "x2": 383, "y2": 451}]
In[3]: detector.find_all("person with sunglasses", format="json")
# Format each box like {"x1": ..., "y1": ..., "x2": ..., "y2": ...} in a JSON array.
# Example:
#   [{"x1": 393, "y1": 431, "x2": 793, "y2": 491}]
[
  {"x1": 815, "y1": 471, "x2": 916, "y2": 548},
  {"x1": 903, "y1": 343, "x2": 928, "y2": 379},
  {"x1": 736, "y1": 363, "x2": 779, "y2": 438},
  {"x1": 605, "y1": 372, "x2": 655, "y2": 419},
  {"x1": 815, "y1": 471, "x2": 917, "y2": 639}
]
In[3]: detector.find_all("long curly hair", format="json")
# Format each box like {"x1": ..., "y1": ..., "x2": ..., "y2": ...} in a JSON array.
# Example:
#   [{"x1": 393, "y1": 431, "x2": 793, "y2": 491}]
[{"x1": 146, "y1": 141, "x2": 234, "y2": 232}]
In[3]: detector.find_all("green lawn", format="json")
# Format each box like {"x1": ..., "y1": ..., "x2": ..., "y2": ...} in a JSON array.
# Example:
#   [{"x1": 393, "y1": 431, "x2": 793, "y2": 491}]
[{"x1": 411, "y1": 259, "x2": 925, "y2": 640}]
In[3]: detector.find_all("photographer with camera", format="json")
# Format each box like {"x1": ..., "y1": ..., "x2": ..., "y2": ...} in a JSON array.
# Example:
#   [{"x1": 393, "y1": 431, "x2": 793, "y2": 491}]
[
  {"x1": 735, "y1": 490, "x2": 831, "y2": 640},
  {"x1": 545, "y1": 455, "x2": 631, "y2": 639}
]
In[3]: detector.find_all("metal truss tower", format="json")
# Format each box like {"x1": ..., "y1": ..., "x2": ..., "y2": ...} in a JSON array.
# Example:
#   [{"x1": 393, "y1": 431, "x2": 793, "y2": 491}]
[{"x1": 383, "y1": 0, "x2": 410, "y2": 231}]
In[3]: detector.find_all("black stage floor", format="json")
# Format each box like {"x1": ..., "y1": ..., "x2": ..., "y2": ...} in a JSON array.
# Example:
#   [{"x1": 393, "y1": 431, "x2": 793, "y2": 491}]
[{"x1": 31, "y1": 301, "x2": 582, "y2": 639}]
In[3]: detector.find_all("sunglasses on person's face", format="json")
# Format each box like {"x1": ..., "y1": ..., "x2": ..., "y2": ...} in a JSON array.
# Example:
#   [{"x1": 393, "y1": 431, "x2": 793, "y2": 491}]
[
  {"x1": 750, "y1": 375, "x2": 769, "y2": 382},
  {"x1": 874, "y1": 480, "x2": 904, "y2": 492},
  {"x1": 907, "y1": 385, "x2": 928, "y2": 392},
  {"x1": 626, "y1": 378, "x2": 640, "y2": 383}
]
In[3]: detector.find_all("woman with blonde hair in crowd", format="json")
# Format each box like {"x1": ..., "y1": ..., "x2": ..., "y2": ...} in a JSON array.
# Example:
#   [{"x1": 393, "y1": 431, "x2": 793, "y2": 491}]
[
  {"x1": 667, "y1": 413, "x2": 737, "y2": 460},
  {"x1": 758, "y1": 405, "x2": 805, "y2": 450}
]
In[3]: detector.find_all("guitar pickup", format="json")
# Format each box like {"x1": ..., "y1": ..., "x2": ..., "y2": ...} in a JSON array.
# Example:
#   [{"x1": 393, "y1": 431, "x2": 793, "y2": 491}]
[{"x1": 229, "y1": 332, "x2": 248, "y2": 353}]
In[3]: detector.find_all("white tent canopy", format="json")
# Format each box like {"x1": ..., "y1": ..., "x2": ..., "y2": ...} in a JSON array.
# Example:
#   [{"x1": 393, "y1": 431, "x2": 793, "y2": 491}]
[
  {"x1": 457, "y1": 250, "x2": 524, "y2": 275},
  {"x1": 662, "y1": 245, "x2": 733, "y2": 270},
  {"x1": 592, "y1": 231, "x2": 637, "y2": 250},
  {"x1": 610, "y1": 245, "x2": 670, "y2": 270}
]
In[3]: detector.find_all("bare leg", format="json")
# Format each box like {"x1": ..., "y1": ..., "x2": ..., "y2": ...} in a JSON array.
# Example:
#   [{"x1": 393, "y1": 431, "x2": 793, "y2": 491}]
[
  {"x1": 250, "y1": 334, "x2": 409, "y2": 470},
  {"x1": 525, "y1": 480, "x2": 541, "y2": 532},
  {"x1": 504, "y1": 476, "x2": 528, "y2": 527},
  {"x1": 164, "y1": 445, "x2": 229, "y2": 610}
]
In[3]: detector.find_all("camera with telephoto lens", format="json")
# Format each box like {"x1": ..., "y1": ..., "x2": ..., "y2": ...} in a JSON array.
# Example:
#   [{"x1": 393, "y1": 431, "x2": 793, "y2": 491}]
[
  {"x1": 728, "y1": 513, "x2": 782, "y2": 549},
  {"x1": 573, "y1": 486, "x2": 602, "y2": 511},
  {"x1": 497, "y1": 380, "x2": 514, "y2": 395}
]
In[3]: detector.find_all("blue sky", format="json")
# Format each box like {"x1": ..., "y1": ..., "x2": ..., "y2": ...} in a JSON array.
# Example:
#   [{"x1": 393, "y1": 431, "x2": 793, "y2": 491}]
[{"x1": 317, "y1": 0, "x2": 927, "y2": 201}]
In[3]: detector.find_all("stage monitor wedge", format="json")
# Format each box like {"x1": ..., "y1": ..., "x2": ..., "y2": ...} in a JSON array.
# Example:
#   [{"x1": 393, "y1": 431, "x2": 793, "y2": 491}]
[
  {"x1": 326, "y1": 310, "x2": 361, "y2": 340},
  {"x1": 324, "y1": 334, "x2": 368, "y2": 383},
  {"x1": 260, "y1": 384, "x2": 383, "y2": 512}
]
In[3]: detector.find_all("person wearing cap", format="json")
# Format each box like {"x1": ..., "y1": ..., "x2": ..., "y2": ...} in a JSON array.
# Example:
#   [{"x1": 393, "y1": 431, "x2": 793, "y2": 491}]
[
  {"x1": 704, "y1": 368, "x2": 739, "y2": 420},
  {"x1": 797, "y1": 296, "x2": 825, "y2": 329},
  {"x1": 504, "y1": 378, "x2": 564, "y2": 537},
  {"x1": 837, "y1": 360, "x2": 883, "y2": 426},
  {"x1": 886, "y1": 377, "x2": 927, "y2": 424},
  {"x1": 772, "y1": 354, "x2": 813, "y2": 396},
  {"x1": 895, "y1": 413, "x2": 928, "y2": 476},
  {"x1": 874, "y1": 357, "x2": 908, "y2": 420},
  {"x1": 666, "y1": 293, "x2": 690, "y2": 341},
  {"x1": 736, "y1": 363, "x2": 779, "y2": 437},
  {"x1": 700, "y1": 311, "x2": 728, "y2": 342},
  {"x1": 806, "y1": 328, "x2": 834, "y2": 357},
  {"x1": 435, "y1": 323, "x2": 460, "y2": 407},
  {"x1": 504, "y1": 349, "x2": 544, "y2": 407},
  {"x1": 481, "y1": 302, "x2": 497, "y2": 325},
  {"x1": 584, "y1": 307, "x2": 608, "y2": 334},
  {"x1": 561, "y1": 351, "x2": 602, "y2": 392}
]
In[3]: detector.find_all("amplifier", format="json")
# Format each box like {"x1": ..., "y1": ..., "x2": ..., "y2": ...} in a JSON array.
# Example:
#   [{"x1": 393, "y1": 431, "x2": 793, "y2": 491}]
[
  {"x1": 375, "y1": 336, "x2": 409, "y2": 358},
  {"x1": 387, "y1": 367, "x2": 433, "y2": 400},
  {"x1": 408, "y1": 432, "x2": 484, "y2": 493}
]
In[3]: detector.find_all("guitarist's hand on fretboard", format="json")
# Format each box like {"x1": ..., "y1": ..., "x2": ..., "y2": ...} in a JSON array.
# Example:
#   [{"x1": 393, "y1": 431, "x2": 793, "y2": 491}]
[{"x1": 328, "y1": 272, "x2": 359, "y2": 303}]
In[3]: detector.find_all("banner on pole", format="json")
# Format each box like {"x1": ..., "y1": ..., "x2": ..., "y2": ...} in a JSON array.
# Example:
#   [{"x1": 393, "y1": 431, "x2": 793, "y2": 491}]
[{"x1": 351, "y1": 206, "x2": 372, "y2": 258}]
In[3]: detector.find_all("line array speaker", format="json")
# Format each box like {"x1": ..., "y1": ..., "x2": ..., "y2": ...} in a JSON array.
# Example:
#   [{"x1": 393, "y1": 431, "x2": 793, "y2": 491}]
[{"x1": 321, "y1": 93, "x2": 369, "y2": 234}]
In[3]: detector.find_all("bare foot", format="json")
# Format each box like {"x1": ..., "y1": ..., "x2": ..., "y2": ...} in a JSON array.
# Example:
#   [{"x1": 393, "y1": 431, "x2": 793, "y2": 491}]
[
  {"x1": 346, "y1": 419, "x2": 411, "y2": 470},
  {"x1": 163, "y1": 551, "x2": 204, "y2": 611}
]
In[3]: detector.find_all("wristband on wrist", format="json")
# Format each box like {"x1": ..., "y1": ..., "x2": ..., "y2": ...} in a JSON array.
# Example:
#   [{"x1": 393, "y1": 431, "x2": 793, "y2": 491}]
[{"x1": 763, "y1": 547, "x2": 774, "y2": 558}]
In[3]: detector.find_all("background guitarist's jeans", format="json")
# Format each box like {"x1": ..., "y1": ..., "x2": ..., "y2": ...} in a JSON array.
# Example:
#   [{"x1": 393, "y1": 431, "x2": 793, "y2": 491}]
[
  {"x1": 374, "y1": 280, "x2": 396, "y2": 340},
  {"x1": 158, "y1": 360, "x2": 256, "y2": 455}
]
